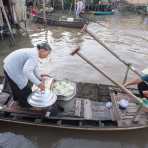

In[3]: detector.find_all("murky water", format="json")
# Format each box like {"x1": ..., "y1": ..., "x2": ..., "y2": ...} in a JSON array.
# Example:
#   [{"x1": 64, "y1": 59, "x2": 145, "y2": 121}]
[{"x1": 0, "y1": 11, "x2": 148, "y2": 148}]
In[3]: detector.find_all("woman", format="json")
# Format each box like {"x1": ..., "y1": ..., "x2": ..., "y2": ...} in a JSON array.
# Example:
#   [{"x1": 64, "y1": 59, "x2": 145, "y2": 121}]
[{"x1": 3, "y1": 42, "x2": 52, "y2": 108}]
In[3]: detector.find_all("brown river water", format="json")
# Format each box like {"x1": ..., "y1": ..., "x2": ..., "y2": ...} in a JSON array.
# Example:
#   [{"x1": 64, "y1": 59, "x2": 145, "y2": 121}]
[{"x1": 0, "y1": 11, "x2": 148, "y2": 148}]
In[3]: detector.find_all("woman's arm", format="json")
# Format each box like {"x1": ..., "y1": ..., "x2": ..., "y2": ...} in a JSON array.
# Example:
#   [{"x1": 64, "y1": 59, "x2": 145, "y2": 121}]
[
  {"x1": 23, "y1": 58, "x2": 41, "y2": 86},
  {"x1": 124, "y1": 77, "x2": 142, "y2": 87}
]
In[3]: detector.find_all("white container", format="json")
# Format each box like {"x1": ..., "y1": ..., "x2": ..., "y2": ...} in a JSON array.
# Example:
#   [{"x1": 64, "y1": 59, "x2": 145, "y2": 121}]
[
  {"x1": 119, "y1": 99, "x2": 129, "y2": 109},
  {"x1": 67, "y1": 18, "x2": 74, "y2": 22},
  {"x1": 106, "y1": 102, "x2": 112, "y2": 109}
]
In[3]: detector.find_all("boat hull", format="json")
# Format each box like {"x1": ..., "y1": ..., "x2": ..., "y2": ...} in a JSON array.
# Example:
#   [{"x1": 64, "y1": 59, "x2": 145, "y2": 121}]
[
  {"x1": 36, "y1": 16, "x2": 86, "y2": 28},
  {"x1": 94, "y1": 11, "x2": 114, "y2": 15},
  {"x1": 0, "y1": 82, "x2": 147, "y2": 132},
  {"x1": 0, "y1": 118, "x2": 147, "y2": 132}
]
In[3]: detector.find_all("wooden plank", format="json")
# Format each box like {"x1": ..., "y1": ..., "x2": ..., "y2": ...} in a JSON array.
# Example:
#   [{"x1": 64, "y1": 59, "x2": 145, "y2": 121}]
[
  {"x1": 84, "y1": 100, "x2": 113, "y2": 121},
  {"x1": 74, "y1": 99, "x2": 81, "y2": 117},
  {"x1": 84, "y1": 99, "x2": 92, "y2": 119},
  {"x1": 110, "y1": 93, "x2": 121, "y2": 120}
]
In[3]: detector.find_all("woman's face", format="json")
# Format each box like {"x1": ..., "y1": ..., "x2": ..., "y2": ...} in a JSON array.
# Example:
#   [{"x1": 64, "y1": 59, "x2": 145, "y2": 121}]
[{"x1": 38, "y1": 48, "x2": 50, "y2": 59}]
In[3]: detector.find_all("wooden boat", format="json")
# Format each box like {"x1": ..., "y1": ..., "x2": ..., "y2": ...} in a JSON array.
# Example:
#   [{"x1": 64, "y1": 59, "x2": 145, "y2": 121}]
[
  {"x1": 36, "y1": 13, "x2": 87, "y2": 28},
  {"x1": 94, "y1": 11, "x2": 114, "y2": 15},
  {"x1": 0, "y1": 81, "x2": 148, "y2": 131}
]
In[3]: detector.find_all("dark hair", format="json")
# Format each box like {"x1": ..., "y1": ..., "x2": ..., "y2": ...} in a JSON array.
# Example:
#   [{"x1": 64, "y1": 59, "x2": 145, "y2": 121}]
[{"x1": 37, "y1": 43, "x2": 51, "y2": 51}]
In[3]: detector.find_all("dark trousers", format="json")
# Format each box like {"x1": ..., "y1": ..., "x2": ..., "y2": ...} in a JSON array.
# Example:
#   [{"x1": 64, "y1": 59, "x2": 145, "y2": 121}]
[
  {"x1": 3, "y1": 71, "x2": 32, "y2": 108},
  {"x1": 138, "y1": 82, "x2": 148, "y2": 98}
]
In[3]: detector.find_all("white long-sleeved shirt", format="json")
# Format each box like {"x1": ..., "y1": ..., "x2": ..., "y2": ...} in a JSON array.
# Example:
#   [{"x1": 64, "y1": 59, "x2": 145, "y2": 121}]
[{"x1": 3, "y1": 48, "x2": 41, "y2": 89}]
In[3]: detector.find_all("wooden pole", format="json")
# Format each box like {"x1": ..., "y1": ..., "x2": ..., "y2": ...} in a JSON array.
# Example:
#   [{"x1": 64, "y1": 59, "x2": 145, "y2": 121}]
[
  {"x1": 0, "y1": 0, "x2": 15, "y2": 42},
  {"x1": 61, "y1": 0, "x2": 64, "y2": 10},
  {"x1": 74, "y1": 0, "x2": 76, "y2": 14},
  {"x1": 82, "y1": 25, "x2": 141, "y2": 77},
  {"x1": 43, "y1": 0, "x2": 48, "y2": 42},
  {"x1": 69, "y1": 1, "x2": 73, "y2": 15},
  {"x1": 0, "y1": 7, "x2": 3, "y2": 26},
  {"x1": 43, "y1": 0, "x2": 46, "y2": 23},
  {"x1": 0, "y1": 8, "x2": 3, "y2": 40},
  {"x1": 71, "y1": 47, "x2": 143, "y2": 104}
]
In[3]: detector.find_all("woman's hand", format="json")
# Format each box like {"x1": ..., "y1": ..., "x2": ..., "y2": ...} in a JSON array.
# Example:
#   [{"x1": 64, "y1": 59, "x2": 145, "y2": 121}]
[{"x1": 38, "y1": 82, "x2": 45, "y2": 91}]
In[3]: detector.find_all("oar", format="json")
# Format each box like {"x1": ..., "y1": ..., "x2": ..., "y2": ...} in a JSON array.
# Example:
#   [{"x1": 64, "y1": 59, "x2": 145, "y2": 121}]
[
  {"x1": 71, "y1": 47, "x2": 144, "y2": 105},
  {"x1": 81, "y1": 24, "x2": 141, "y2": 77}
]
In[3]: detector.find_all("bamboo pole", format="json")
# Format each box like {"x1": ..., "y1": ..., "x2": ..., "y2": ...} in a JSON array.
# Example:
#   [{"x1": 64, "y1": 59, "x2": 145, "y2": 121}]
[
  {"x1": 82, "y1": 25, "x2": 141, "y2": 77},
  {"x1": 0, "y1": 0, "x2": 15, "y2": 42},
  {"x1": 71, "y1": 47, "x2": 143, "y2": 104}
]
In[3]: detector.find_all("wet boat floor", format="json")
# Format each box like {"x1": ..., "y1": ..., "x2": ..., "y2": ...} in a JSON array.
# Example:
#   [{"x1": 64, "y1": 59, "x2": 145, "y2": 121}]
[{"x1": 0, "y1": 83, "x2": 147, "y2": 128}]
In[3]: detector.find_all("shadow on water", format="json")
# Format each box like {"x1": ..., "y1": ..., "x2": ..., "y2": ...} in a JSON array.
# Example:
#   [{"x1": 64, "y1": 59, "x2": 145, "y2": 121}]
[{"x1": 0, "y1": 12, "x2": 148, "y2": 148}]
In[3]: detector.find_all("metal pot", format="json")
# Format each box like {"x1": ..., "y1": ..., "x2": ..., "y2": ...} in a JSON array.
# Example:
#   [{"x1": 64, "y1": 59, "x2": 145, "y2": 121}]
[{"x1": 27, "y1": 90, "x2": 57, "y2": 108}]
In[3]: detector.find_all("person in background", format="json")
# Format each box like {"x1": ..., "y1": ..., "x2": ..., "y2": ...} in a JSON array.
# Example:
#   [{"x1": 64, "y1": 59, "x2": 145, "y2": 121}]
[
  {"x1": 3, "y1": 43, "x2": 52, "y2": 108},
  {"x1": 31, "y1": 6, "x2": 38, "y2": 22},
  {"x1": 75, "y1": 0, "x2": 85, "y2": 17},
  {"x1": 124, "y1": 74, "x2": 148, "y2": 98}
]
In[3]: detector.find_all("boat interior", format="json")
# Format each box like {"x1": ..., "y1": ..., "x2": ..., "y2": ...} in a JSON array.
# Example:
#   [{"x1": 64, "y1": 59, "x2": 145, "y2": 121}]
[{"x1": 0, "y1": 82, "x2": 147, "y2": 130}]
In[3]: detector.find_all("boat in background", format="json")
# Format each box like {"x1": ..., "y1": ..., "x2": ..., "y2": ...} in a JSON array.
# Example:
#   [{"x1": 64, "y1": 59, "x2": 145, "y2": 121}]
[
  {"x1": 36, "y1": 13, "x2": 87, "y2": 28},
  {"x1": 94, "y1": 10, "x2": 114, "y2": 15}
]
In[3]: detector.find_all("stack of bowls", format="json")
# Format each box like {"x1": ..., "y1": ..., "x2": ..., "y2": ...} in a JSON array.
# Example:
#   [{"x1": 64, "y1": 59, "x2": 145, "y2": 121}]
[{"x1": 27, "y1": 90, "x2": 57, "y2": 108}]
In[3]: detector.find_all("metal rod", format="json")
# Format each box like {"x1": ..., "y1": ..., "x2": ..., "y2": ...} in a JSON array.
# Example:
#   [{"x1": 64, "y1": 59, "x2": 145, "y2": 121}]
[
  {"x1": 132, "y1": 104, "x2": 143, "y2": 122},
  {"x1": 71, "y1": 48, "x2": 142, "y2": 103},
  {"x1": 122, "y1": 65, "x2": 130, "y2": 84},
  {"x1": 84, "y1": 25, "x2": 141, "y2": 77}
]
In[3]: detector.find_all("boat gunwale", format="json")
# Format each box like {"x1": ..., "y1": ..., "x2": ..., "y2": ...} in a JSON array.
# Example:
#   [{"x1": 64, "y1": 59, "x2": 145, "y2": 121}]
[{"x1": 0, "y1": 117, "x2": 147, "y2": 132}]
